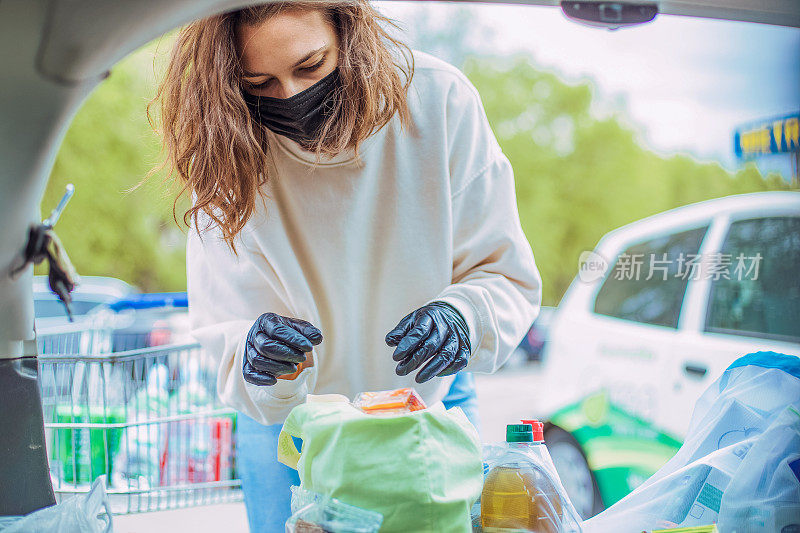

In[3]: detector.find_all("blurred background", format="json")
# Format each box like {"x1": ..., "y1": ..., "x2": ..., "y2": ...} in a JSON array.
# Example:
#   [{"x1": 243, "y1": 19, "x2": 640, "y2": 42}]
[
  {"x1": 38, "y1": 2, "x2": 799, "y2": 300},
  {"x1": 32, "y1": 2, "x2": 799, "y2": 526}
]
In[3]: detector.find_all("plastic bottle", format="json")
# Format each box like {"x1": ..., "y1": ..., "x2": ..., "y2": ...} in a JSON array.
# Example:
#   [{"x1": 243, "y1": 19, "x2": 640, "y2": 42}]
[
  {"x1": 480, "y1": 423, "x2": 565, "y2": 533},
  {"x1": 165, "y1": 358, "x2": 213, "y2": 484},
  {"x1": 119, "y1": 363, "x2": 169, "y2": 488}
]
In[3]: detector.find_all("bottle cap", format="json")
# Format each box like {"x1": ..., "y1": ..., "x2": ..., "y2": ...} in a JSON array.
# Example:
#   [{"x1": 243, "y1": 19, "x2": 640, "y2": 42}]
[
  {"x1": 506, "y1": 424, "x2": 533, "y2": 443},
  {"x1": 521, "y1": 419, "x2": 545, "y2": 442}
]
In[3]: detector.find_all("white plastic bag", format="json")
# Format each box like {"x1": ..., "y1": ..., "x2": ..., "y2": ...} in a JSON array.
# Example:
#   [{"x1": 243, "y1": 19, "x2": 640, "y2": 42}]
[
  {"x1": 583, "y1": 352, "x2": 800, "y2": 532},
  {"x1": 0, "y1": 476, "x2": 113, "y2": 533},
  {"x1": 717, "y1": 406, "x2": 800, "y2": 531}
]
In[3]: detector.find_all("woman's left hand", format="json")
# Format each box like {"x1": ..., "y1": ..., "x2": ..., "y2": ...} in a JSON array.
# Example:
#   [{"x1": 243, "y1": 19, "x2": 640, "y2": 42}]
[{"x1": 385, "y1": 302, "x2": 471, "y2": 383}]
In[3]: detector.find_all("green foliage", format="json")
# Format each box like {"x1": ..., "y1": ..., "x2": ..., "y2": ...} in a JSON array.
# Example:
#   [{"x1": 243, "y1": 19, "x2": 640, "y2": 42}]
[
  {"x1": 463, "y1": 55, "x2": 793, "y2": 305},
  {"x1": 40, "y1": 40, "x2": 188, "y2": 292},
  {"x1": 42, "y1": 44, "x2": 792, "y2": 305}
]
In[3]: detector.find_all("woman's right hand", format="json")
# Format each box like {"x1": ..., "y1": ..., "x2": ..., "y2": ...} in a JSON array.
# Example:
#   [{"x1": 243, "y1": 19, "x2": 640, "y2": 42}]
[{"x1": 243, "y1": 313, "x2": 323, "y2": 386}]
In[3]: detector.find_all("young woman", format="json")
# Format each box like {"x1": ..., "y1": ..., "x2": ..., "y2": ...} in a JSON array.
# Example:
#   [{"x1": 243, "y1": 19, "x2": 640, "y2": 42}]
[{"x1": 153, "y1": 1, "x2": 541, "y2": 531}]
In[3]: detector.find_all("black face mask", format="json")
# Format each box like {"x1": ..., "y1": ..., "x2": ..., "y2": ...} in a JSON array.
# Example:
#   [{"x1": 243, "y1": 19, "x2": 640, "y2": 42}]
[{"x1": 242, "y1": 68, "x2": 340, "y2": 147}]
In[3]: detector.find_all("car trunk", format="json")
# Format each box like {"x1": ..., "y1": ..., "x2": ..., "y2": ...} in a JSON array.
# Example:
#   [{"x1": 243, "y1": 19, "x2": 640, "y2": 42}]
[{"x1": 0, "y1": 0, "x2": 798, "y2": 516}]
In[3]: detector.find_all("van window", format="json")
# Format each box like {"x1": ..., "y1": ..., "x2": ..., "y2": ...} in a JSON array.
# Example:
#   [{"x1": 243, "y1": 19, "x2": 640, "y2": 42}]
[
  {"x1": 705, "y1": 216, "x2": 800, "y2": 343},
  {"x1": 593, "y1": 226, "x2": 709, "y2": 328}
]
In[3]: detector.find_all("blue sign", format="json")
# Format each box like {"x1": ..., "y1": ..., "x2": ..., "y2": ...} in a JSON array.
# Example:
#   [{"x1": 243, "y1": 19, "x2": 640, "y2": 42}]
[{"x1": 734, "y1": 113, "x2": 800, "y2": 158}]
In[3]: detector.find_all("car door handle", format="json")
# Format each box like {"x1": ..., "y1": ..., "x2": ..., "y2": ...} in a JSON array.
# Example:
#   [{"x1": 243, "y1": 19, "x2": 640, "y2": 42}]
[{"x1": 683, "y1": 363, "x2": 708, "y2": 378}]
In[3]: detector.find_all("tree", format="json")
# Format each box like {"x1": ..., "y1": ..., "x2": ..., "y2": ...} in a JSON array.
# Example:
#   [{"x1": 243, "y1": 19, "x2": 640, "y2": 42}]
[
  {"x1": 463, "y1": 55, "x2": 793, "y2": 304},
  {"x1": 39, "y1": 39, "x2": 187, "y2": 292}
]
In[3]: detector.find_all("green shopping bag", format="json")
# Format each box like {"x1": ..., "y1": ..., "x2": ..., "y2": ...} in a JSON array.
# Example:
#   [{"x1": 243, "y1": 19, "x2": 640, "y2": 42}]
[{"x1": 278, "y1": 394, "x2": 482, "y2": 533}]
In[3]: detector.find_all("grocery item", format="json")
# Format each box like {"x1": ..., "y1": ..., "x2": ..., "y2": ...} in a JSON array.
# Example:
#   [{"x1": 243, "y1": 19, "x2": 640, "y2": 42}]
[
  {"x1": 286, "y1": 486, "x2": 383, "y2": 533},
  {"x1": 480, "y1": 422, "x2": 582, "y2": 533},
  {"x1": 582, "y1": 352, "x2": 800, "y2": 533},
  {"x1": 278, "y1": 395, "x2": 482, "y2": 532},
  {"x1": 116, "y1": 364, "x2": 170, "y2": 488},
  {"x1": 48, "y1": 358, "x2": 128, "y2": 486},
  {"x1": 481, "y1": 465, "x2": 563, "y2": 531},
  {"x1": 158, "y1": 361, "x2": 234, "y2": 484},
  {"x1": 51, "y1": 404, "x2": 124, "y2": 485},
  {"x1": 244, "y1": 313, "x2": 321, "y2": 384},
  {"x1": 118, "y1": 362, "x2": 235, "y2": 488},
  {"x1": 278, "y1": 352, "x2": 314, "y2": 381},
  {"x1": 352, "y1": 388, "x2": 426, "y2": 415},
  {"x1": 159, "y1": 417, "x2": 233, "y2": 484},
  {"x1": 292, "y1": 519, "x2": 325, "y2": 533}
]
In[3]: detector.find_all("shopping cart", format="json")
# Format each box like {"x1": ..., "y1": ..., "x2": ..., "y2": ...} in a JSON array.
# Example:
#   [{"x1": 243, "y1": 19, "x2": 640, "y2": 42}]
[{"x1": 36, "y1": 319, "x2": 242, "y2": 514}]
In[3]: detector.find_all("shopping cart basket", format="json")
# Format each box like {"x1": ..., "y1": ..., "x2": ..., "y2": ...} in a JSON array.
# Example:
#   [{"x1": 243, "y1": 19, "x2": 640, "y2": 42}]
[{"x1": 36, "y1": 320, "x2": 242, "y2": 514}]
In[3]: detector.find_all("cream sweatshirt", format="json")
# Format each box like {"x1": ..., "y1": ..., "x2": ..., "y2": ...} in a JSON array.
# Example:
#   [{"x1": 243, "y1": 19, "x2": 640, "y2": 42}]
[{"x1": 186, "y1": 51, "x2": 542, "y2": 425}]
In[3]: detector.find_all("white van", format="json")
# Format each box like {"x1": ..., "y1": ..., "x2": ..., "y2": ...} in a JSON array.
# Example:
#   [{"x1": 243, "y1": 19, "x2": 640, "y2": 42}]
[{"x1": 538, "y1": 191, "x2": 800, "y2": 518}]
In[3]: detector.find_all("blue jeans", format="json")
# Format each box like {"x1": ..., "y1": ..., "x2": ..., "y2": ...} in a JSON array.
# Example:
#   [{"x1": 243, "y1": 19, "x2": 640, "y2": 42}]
[{"x1": 235, "y1": 372, "x2": 480, "y2": 533}]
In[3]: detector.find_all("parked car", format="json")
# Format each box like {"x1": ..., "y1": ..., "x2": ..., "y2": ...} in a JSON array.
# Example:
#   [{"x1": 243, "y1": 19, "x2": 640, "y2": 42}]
[
  {"x1": 536, "y1": 191, "x2": 800, "y2": 518},
  {"x1": 516, "y1": 305, "x2": 556, "y2": 362}
]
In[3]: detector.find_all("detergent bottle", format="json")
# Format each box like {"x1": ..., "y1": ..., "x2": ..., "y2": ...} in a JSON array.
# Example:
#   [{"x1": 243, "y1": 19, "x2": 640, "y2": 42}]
[{"x1": 480, "y1": 421, "x2": 580, "y2": 532}]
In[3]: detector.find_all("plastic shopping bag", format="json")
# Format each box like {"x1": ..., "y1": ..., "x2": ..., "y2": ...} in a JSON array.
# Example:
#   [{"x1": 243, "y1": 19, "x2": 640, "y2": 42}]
[
  {"x1": 583, "y1": 351, "x2": 800, "y2": 533},
  {"x1": 286, "y1": 486, "x2": 383, "y2": 533},
  {"x1": 0, "y1": 476, "x2": 113, "y2": 533},
  {"x1": 277, "y1": 394, "x2": 483, "y2": 532}
]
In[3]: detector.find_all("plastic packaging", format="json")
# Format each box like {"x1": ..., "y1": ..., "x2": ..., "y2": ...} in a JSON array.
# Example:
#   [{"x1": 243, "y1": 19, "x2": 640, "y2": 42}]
[
  {"x1": 160, "y1": 360, "x2": 233, "y2": 484},
  {"x1": 352, "y1": 388, "x2": 426, "y2": 415},
  {"x1": 286, "y1": 486, "x2": 383, "y2": 533},
  {"x1": 0, "y1": 476, "x2": 113, "y2": 533},
  {"x1": 115, "y1": 362, "x2": 234, "y2": 488},
  {"x1": 115, "y1": 363, "x2": 169, "y2": 488},
  {"x1": 278, "y1": 397, "x2": 481, "y2": 532},
  {"x1": 478, "y1": 422, "x2": 582, "y2": 533},
  {"x1": 583, "y1": 352, "x2": 800, "y2": 533}
]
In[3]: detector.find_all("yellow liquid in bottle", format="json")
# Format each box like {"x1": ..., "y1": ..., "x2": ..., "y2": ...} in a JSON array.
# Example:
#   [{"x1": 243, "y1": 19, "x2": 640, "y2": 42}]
[{"x1": 480, "y1": 464, "x2": 562, "y2": 533}]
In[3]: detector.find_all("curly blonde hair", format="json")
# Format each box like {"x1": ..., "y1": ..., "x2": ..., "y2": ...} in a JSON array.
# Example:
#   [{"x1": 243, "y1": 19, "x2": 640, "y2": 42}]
[{"x1": 149, "y1": 1, "x2": 414, "y2": 251}]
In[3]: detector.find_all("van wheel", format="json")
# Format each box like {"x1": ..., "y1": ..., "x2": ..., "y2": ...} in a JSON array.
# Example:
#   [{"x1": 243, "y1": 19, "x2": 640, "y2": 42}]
[{"x1": 544, "y1": 426, "x2": 604, "y2": 519}]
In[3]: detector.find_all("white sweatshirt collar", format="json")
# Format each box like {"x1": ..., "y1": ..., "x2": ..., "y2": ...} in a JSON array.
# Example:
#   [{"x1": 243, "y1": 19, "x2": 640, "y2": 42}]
[{"x1": 266, "y1": 127, "x2": 382, "y2": 168}]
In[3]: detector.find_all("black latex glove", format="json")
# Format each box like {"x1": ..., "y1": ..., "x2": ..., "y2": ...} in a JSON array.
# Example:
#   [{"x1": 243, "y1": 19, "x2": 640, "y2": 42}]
[
  {"x1": 243, "y1": 313, "x2": 323, "y2": 386},
  {"x1": 385, "y1": 301, "x2": 471, "y2": 384}
]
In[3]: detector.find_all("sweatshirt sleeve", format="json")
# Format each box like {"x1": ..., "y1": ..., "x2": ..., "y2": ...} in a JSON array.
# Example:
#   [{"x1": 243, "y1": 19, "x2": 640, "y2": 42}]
[
  {"x1": 186, "y1": 222, "x2": 310, "y2": 425},
  {"x1": 429, "y1": 73, "x2": 542, "y2": 374}
]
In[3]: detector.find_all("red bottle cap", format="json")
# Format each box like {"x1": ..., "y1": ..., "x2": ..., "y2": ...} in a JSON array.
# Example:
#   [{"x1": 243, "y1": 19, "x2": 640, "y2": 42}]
[{"x1": 521, "y1": 419, "x2": 544, "y2": 442}]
